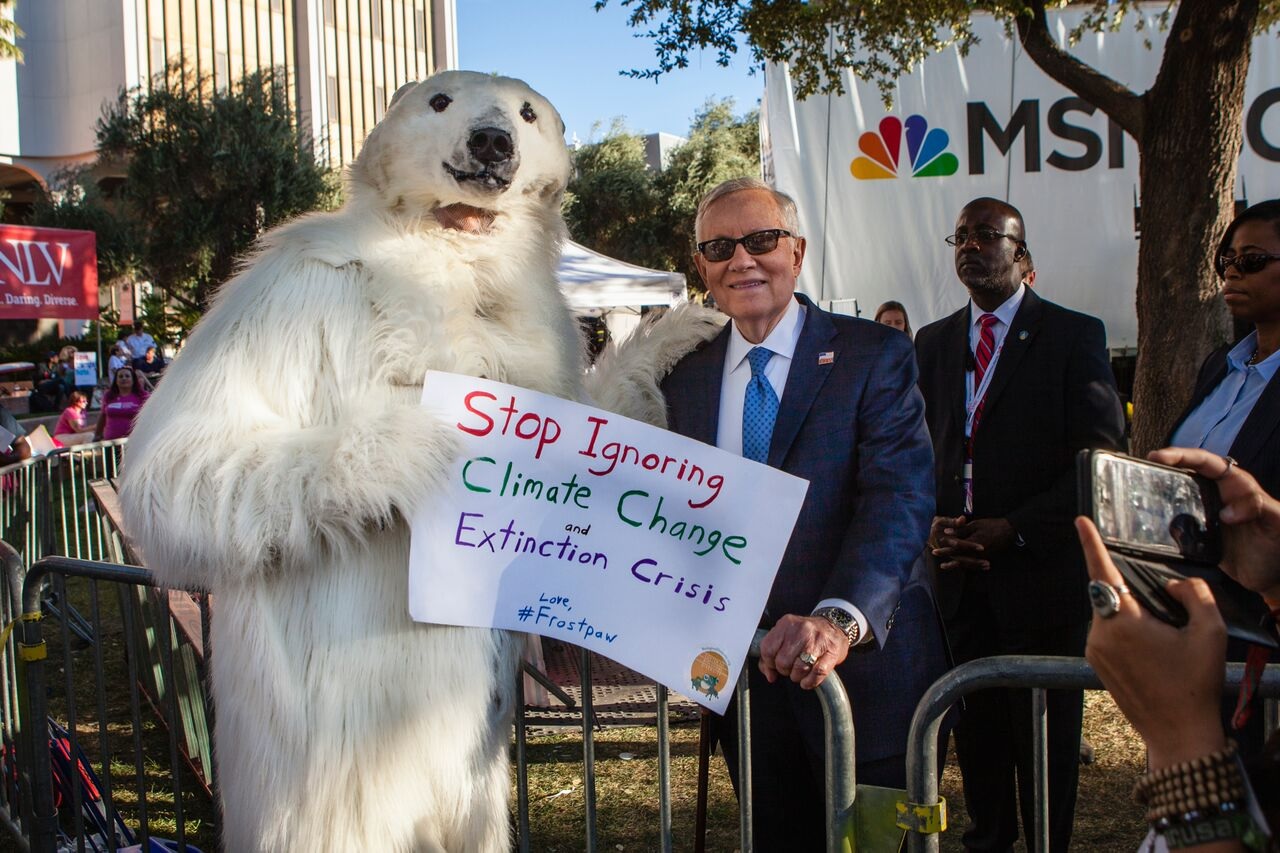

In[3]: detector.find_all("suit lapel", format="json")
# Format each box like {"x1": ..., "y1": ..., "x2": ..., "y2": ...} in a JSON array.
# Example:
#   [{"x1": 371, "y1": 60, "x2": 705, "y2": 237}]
[
  {"x1": 768, "y1": 294, "x2": 837, "y2": 467},
  {"x1": 979, "y1": 287, "x2": 1043, "y2": 419},
  {"x1": 678, "y1": 325, "x2": 729, "y2": 447},
  {"x1": 1230, "y1": 369, "x2": 1280, "y2": 469},
  {"x1": 938, "y1": 307, "x2": 970, "y2": 433}
]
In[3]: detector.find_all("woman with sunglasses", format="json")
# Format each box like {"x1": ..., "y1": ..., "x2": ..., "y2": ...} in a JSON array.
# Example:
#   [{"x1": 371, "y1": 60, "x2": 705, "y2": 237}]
[
  {"x1": 1170, "y1": 199, "x2": 1280, "y2": 493},
  {"x1": 1166, "y1": 198, "x2": 1280, "y2": 763}
]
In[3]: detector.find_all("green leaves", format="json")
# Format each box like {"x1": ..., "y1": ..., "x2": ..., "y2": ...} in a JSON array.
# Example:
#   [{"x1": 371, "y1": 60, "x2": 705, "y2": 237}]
[{"x1": 564, "y1": 99, "x2": 760, "y2": 294}]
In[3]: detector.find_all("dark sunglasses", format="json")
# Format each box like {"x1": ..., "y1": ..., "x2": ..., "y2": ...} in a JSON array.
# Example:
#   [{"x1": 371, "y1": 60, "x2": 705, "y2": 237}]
[
  {"x1": 697, "y1": 229, "x2": 792, "y2": 263},
  {"x1": 1215, "y1": 253, "x2": 1280, "y2": 278},
  {"x1": 944, "y1": 227, "x2": 1026, "y2": 249}
]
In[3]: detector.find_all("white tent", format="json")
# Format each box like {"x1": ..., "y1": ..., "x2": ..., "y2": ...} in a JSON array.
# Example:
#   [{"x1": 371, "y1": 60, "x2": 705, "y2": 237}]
[{"x1": 558, "y1": 240, "x2": 687, "y2": 341}]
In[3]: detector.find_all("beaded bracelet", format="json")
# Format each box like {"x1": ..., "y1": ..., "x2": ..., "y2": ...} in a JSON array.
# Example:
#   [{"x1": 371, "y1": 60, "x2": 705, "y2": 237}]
[{"x1": 1133, "y1": 741, "x2": 1246, "y2": 824}]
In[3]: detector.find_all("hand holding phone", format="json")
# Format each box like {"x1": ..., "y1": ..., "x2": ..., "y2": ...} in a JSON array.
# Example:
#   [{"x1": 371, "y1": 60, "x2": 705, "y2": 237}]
[{"x1": 1078, "y1": 449, "x2": 1276, "y2": 648}]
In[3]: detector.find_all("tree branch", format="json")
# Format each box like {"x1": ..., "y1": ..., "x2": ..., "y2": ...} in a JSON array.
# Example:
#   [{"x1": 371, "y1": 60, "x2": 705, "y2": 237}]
[{"x1": 1015, "y1": 1, "x2": 1146, "y2": 141}]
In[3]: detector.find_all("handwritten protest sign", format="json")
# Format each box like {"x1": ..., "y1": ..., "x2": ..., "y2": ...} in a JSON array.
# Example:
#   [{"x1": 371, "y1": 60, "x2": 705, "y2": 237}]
[{"x1": 409, "y1": 372, "x2": 809, "y2": 713}]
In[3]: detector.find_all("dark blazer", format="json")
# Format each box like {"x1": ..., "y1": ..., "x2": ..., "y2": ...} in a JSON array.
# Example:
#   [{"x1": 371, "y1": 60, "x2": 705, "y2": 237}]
[
  {"x1": 662, "y1": 293, "x2": 943, "y2": 763},
  {"x1": 1168, "y1": 343, "x2": 1280, "y2": 498},
  {"x1": 915, "y1": 288, "x2": 1126, "y2": 632}
]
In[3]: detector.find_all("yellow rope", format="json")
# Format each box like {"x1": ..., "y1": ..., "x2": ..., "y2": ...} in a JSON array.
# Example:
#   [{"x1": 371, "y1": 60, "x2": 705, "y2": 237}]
[{"x1": 0, "y1": 611, "x2": 41, "y2": 650}]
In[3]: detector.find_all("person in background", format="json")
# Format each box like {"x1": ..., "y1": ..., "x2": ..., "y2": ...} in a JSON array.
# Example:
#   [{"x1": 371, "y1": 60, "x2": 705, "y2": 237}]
[
  {"x1": 93, "y1": 367, "x2": 149, "y2": 442},
  {"x1": 1167, "y1": 199, "x2": 1280, "y2": 758},
  {"x1": 916, "y1": 197, "x2": 1125, "y2": 853},
  {"x1": 0, "y1": 401, "x2": 30, "y2": 466},
  {"x1": 874, "y1": 300, "x2": 913, "y2": 338},
  {"x1": 136, "y1": 345, "x2": 165, "y2": 379},
  {"x1": 125, "y1": 321, "x2": 157, "y2": 369},
  {"x1": 1079, "y1": 446, "x2": 1279, "y2": 852},
  {"x1": 107, "y1": 341, "x2": 131, "y2": 385},
  {"x1": 53, "y1": 391, "x2": 95, "y2": 446}
]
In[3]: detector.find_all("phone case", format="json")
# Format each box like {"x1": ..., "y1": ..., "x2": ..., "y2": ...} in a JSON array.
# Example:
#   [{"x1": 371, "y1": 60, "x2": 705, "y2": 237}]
[{"x1": 1078, "y1": 449, "x2": 1277, "y2": 649}]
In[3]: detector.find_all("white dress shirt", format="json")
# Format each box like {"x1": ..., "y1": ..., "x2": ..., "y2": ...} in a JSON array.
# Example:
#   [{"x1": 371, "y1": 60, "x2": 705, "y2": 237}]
[
  {"x1": 715, "y1": 297, "x2": 870, "y2": 644},
  {"x1": 965, "y1": 283, "x2": 1026, "y2": 424}
]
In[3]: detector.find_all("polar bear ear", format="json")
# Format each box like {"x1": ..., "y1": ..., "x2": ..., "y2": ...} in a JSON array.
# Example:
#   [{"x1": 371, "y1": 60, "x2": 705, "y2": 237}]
[{"x1": 387, "y1": 81, "x2": 418, "y2": 112}]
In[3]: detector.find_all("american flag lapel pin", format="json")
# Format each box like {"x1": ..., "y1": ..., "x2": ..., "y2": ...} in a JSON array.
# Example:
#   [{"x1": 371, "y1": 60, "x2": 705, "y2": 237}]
[{"x1": 818, "y1": 351, "x2": 835, "y2": 365}]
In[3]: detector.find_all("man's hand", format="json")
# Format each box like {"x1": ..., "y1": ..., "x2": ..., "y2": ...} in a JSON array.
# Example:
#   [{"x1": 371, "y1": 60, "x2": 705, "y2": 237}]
[
  {"x1": 929, "y1": 515, "x2": 1013, "y2": 570},
  {"x1": 1149, "y1": 447, "x2": 1280, "y2": 600},
  {"x1": 758, "y1": 614, "x2": 851, "y2": 690}
]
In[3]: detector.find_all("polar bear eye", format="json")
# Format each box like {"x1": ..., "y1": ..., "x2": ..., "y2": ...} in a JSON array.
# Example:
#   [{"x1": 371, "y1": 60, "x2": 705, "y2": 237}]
[
  {"x1": 429, "y1": 94, "x2": 452, "y2": 113},
  {"x1": 520, "y1": 103, "x2": 537, "y2": 124}
]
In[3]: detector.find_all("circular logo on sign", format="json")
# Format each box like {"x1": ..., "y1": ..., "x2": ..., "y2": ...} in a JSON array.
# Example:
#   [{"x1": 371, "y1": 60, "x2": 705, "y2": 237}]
[{"x1": 689, "y1": 649, "x2": 730, "y2": 699}]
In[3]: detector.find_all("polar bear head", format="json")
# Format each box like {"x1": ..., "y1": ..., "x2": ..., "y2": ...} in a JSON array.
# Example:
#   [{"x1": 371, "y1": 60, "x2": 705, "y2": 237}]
[{"x1": 349, "y1": 71, "x2": 571, "y2": 231}]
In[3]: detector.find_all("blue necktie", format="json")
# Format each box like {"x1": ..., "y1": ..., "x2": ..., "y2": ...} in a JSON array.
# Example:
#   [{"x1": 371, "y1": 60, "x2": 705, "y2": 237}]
[{"x1": 743, "y1": 346, "x2": 779, "y2": 463}]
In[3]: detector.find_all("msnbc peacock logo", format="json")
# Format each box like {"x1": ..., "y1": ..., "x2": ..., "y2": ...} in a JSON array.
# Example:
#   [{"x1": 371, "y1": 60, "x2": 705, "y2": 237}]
[{"x1": 851, "y1": 115, "x2": 960, "y2": 180}]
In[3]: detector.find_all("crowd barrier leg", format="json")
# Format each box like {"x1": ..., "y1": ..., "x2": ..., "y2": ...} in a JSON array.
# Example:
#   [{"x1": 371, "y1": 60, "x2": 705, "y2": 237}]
[
  {"x1": 903, "y1": 655, "x2": 1280, "y2": 853},
  {"x1": 737, "y1": 628, "x2": 856, "y2": 853}
]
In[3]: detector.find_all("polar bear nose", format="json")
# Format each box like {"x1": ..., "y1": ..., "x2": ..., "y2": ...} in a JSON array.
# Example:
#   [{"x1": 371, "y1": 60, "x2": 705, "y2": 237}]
[{"x1": 468, "y1": 127, "x2": 514, "y2": 164}]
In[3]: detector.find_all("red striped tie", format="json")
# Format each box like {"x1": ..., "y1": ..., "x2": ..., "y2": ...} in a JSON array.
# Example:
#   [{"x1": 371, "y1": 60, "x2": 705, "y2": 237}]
[{"x1": 972, "y1": 313, "x2": 999, "y2": 431}]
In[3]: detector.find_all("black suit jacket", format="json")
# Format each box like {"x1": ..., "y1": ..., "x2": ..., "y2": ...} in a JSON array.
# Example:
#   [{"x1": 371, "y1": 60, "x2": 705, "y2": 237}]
[
  {"x1": 661, "y1": 293, "x2": 943, "y2": 763},
  {"x1": 915, "y1": 288, "x2": 1126, "y2": 632},
  {"x1": 1168, "y1": 344, "x2": 1280, "y2": 498}
]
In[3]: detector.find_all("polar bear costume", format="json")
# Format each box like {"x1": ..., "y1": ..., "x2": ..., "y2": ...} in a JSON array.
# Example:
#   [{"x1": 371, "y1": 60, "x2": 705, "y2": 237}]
[{"x1": 120, "y1": 71, "x2": 720, "y2": 852}]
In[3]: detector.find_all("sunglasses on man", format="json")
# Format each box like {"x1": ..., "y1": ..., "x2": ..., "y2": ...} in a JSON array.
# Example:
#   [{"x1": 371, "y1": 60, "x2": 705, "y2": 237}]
[
  {"x1": 1215, "y1": 253, "x2": 1280, "y2": 278},
  {"x1": 696, "y1": 229, "x2": 793, "y2": 263}
]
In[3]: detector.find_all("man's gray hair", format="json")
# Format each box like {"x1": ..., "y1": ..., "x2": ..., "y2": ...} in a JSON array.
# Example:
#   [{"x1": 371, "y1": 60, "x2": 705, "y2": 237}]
[{"x1": 695, "y1": 178, "x2": 802, "y2": 239}]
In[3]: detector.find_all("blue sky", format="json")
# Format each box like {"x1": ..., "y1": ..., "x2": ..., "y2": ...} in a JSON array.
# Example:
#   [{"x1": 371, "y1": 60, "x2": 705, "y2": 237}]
[{"x1": 455, "y1": 0, "x2": 764, "y2": 142}]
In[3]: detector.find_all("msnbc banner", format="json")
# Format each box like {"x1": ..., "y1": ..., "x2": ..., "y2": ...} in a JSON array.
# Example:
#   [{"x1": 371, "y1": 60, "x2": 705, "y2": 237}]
[
  {"x1": 763, "y1": 8, "x2": 1280, "y2": 347},
  {"x1": 408, "y1": 371, "x2": 809, "y2": 714}
]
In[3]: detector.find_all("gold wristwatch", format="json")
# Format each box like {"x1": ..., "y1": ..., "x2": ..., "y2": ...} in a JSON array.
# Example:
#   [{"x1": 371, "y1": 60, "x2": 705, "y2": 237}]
[{"x1": 813, "y1": 606, "x2": 860, "y2": 646}]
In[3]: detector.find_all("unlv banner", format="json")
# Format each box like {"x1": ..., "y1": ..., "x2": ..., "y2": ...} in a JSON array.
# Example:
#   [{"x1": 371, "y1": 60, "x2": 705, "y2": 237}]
[
  {"x1": 0, "y1": 225, "x2": 99, "y2": 319},
  {"x1": 763, "y1": 7, "x2": 1280, "y2": 347}
]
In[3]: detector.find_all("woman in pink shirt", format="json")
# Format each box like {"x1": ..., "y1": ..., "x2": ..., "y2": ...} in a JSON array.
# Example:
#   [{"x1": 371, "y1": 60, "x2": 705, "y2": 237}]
[
  {"x1": 93, "y1": 367, "x2": 150, "y2": 441},
  {"x1": 54, "y1": 391, "x2": 95, "y2": 446}
]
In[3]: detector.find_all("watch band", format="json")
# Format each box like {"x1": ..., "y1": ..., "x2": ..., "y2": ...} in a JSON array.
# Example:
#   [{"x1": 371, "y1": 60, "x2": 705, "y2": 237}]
[{"x1": 812, "y1": 606, "x2": 860, "y2": 646}]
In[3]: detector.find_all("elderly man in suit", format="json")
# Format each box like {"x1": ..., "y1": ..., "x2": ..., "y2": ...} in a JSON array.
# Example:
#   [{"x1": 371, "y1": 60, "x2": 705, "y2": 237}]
[
  {"x1": 661, "y1": 177, "x2": 946, "y2": 849},
  {"x1": 915, "y1": 197, "x2": 1125, "y2": 853}
]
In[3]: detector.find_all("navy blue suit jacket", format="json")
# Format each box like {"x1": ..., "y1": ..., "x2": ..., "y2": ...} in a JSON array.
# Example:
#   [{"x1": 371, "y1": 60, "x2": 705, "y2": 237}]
[{"x1": 661, "y1": 293, "x2": 943, "y2": 762}]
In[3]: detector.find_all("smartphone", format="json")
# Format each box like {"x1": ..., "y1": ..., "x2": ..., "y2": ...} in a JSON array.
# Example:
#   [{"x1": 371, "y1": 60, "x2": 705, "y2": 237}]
[
  {"x1": 1079, "y1": 449, "x2": 1222, "y2": 565},
  {"x1": 1078, "y1": 449, "x2": 1275, "y2": 648}
]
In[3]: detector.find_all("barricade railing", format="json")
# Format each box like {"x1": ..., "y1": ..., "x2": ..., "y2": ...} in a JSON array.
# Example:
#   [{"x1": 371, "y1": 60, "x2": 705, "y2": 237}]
[
  {"x1": 902, "y1": 655, "x2": 1280, "y2": 853},
  {"x1": 514, "y1": 628, "x2": 857, "y2": 853},
  {"x1": 14, "y1": 554, "x2": 208, "y2": 853}
]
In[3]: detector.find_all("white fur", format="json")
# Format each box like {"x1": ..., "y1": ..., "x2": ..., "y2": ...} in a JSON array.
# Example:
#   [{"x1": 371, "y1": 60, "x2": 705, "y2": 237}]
[{"x1": 121, "y1": 69, "x2": 722, "y2": 853}]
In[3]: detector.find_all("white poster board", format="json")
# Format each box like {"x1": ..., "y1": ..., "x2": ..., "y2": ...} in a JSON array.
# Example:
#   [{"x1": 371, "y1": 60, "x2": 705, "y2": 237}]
[
  {"x1": 72, "y1": 351, "x2": 96, "y2": 386},
  {"x1": 409, "y1": 372, "x2": 809, "y2": 713}
]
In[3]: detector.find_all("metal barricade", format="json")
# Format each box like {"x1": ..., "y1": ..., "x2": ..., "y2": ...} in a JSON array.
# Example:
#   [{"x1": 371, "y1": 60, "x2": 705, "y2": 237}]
[
  {"x1": 15, "y1": 554, "x2": 209, "y2": 853},
  {"x1": 902, "y1": 655, "x2": 1280, "y2": 853},
  {"x1": 513, "y1": 629, "x2": 857, "y2": 853}
]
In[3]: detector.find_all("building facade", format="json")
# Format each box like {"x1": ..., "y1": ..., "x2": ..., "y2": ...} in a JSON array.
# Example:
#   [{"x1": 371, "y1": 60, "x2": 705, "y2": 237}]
[{"x1": 0, "y1": 0, "x2": 457, "y2": 205}]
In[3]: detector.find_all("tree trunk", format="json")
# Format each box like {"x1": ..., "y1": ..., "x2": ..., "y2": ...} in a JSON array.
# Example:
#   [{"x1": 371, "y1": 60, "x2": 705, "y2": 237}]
[
  {"x1": 1130, "y1": 0, "x2": 1256, "y2": 453},
  {"x1": 1019, "y1": 0, "x2": 1258, "y2": 454}
]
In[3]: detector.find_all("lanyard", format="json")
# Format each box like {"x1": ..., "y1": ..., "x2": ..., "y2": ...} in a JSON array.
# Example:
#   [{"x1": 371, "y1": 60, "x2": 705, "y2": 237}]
[{"x1": 964, "y1": 335, "x2": 1004, "y2": 438}]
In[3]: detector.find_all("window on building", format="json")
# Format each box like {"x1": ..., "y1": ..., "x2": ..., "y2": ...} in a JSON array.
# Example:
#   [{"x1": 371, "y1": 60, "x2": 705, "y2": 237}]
[
  {"x1": 215, "y1": 51, "x2": 230, "y2": 90},
  {"x1": 323, "y1": 0, "x2": 335, "y2": 26},
  {"x1": 414, "y1": 5, "x2": 425, "y2": 53},
  {"x1": 149, "y1": 37, "x2": 165, "y2": 79},
  {"x1": 270, "y1": 0, "x2": 283, "y2": 11},
  {"x1": 327, "y1": 75, "x2": 339, "y2": 122},
  {"x1": 374, "y1": 85, "x2": 386, "y2": 121},
  {"x1": 371, "y1": 1, "x2": 382, "y2": 39}
]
